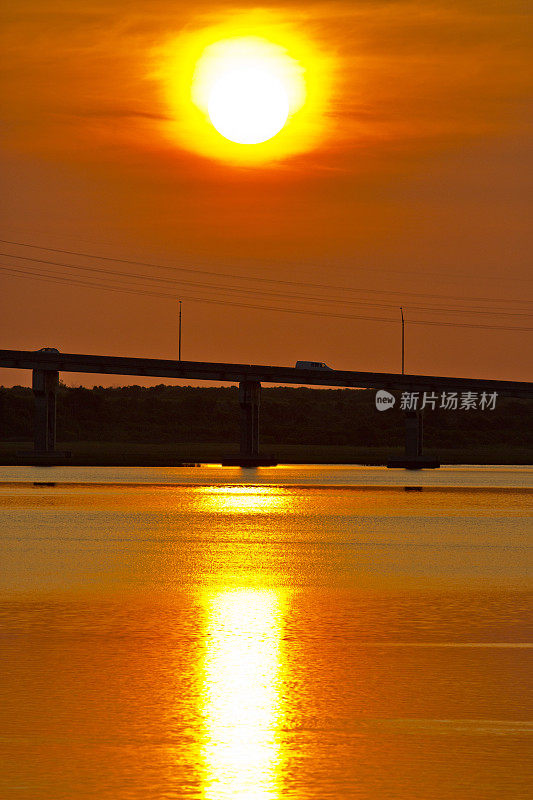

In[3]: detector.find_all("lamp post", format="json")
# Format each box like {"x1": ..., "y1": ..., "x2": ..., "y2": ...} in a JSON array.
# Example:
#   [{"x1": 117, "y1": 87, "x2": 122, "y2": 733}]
[
  {"x1": 178, "y1": 300, "x2": 182, "y2": 361},
  {"x1": 400, "y1": 306, "x2": 405, "y2": 374}
]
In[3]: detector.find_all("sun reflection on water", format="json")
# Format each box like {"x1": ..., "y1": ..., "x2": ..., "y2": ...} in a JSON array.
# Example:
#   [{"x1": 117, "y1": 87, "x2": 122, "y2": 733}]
[
  {"x1": 201, "y1": 588, "x2": 285, "y2": 799},
  {"x1": 194, "y1": 485, "x2": 290, "y2": 514}
]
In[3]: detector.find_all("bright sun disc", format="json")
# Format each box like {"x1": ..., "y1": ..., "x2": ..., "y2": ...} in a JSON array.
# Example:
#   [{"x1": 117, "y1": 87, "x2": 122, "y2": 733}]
[
  {"x1": 156, "y1": 16, "x2": 332, "y2": 164},
  {"x1": 208, "y1": 66, "x2": 289, "y2": 144}
]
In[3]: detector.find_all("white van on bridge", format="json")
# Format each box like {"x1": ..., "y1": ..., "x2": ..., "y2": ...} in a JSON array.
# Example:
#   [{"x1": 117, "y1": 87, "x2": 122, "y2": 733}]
[{"x1": 295, "y1": 361, "x2": 333, "y2": 371}]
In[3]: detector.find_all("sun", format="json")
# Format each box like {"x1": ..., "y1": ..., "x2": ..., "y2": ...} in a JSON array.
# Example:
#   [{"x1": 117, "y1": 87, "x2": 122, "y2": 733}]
[
  {"x1": 193, "y1": 36, "x2": 303, "y2": 148},
  {"x1": 155, "y1": 13, "x2": 332, "y2": 164},
  {"x1": 207, "y1": 64, "x2": 289, "y2": 145}
]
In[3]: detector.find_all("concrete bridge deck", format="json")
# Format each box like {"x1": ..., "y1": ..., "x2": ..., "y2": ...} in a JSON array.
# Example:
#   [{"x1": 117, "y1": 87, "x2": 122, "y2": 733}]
[{"x1": 1, "y1": 349, "x2": 532, "y2": 396}]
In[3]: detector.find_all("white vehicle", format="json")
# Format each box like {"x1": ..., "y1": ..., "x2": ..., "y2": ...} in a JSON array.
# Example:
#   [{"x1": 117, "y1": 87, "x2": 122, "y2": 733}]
[{"x1": 295, "y1": 360, "x2": 333, "y2": 371}]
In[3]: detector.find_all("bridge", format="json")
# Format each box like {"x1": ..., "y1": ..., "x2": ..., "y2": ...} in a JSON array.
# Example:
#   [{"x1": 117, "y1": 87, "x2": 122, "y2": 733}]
[{"x1": 1, "y1": 348, "x2": 532, "y2": 468}]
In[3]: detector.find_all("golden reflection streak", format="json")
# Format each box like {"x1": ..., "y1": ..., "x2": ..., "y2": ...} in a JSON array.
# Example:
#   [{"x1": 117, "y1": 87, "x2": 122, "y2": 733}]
[
  {"x1": 201, "y1": 589, "x2": 284, "y2": 799},
  {"x1": 193, "y1": 485, "x2": 290, "y2": 514}
]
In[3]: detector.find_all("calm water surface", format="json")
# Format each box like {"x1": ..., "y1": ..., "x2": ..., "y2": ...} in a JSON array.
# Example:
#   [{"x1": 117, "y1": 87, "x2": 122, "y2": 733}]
[{"x1": 0, "y1": 466, "x2": 531, "y2": 799}]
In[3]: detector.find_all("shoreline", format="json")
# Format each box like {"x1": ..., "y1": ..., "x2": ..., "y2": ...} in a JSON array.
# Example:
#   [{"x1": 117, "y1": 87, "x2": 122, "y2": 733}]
[{"x1": 1, "y1": 441, "x2": 531, "y2": 466}]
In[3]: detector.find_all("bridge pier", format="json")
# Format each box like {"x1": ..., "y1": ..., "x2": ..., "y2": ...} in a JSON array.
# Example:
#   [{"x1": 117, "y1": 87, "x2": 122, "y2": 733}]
[
  {"x1": 239, "y1": 379, "x2": 260, "y2": 458},
  {"x1": 405, "y1": 410, "x2": 423, "y2": 459},
  {"x1": 388, "y1": 410, "x2": 439, "y2": 469},
  {"x1": 16, "y1": 369, "x2": 70, "y2": 462},
  {"x1": 33, "y1": 369, "x2": 59, "y2": 452},
  {"x1": 221, "y1": 380, "x2": 277, "y2": 467}
]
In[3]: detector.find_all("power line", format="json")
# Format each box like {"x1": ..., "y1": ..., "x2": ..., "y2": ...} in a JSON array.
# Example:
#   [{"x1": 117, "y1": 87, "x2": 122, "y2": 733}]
[
  {"x1": 2, "y1": 234, "x2": 532, "y2": 286},
  {"x1": 3, "y1": 264, "x2": 533, "y2": 333},
  {"x1": 1, "y1": 252, "x2": 532, "y2": 318},
  {"x1": 0, "y1": 237, "x2": 530, "y2": 306}
]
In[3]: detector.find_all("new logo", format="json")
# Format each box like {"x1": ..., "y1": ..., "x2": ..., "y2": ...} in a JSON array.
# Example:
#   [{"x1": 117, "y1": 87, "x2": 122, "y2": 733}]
[{"x1": 375, "y1": 390, "x2": 396, "y2": 410}]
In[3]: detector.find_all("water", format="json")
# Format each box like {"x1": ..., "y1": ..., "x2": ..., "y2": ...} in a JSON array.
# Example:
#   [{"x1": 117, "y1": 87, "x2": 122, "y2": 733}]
[{"x1": 0, "y1": 466, "x2": 531, "y2": 799}]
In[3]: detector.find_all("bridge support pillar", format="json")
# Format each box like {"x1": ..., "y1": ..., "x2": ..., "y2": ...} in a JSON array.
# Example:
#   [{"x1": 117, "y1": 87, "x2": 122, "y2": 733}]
[
  {"x1": 404, "y1": 410, "x2": 423, "y2": 459},
  {"x1": 239, "y1": 379, "x2": 260, "y2": 458},
  {"x1": 221, "y1": 380, "x2": 277, "y2": 467},
  {"x1": 33, "y1": 369, "x2": 59, "y2": 452},
  {"x1": 388, "y1": 409, "x2": 438, "y2": 469}
]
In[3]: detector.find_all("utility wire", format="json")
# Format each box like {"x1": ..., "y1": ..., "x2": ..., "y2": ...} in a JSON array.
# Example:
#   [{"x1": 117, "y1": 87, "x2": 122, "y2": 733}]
[
  {"x1": 0, "y1": 237, "x2": 530, "y2": 306},
  {"x1": 2, "y1": 234, "x2": 532, "y2": 285},
  {"x1": 3, "y1": 264, "x2": 533, "y2": 333},
  {"x1": 1, "y1": 253, "x2": 532, "y2": 318}
]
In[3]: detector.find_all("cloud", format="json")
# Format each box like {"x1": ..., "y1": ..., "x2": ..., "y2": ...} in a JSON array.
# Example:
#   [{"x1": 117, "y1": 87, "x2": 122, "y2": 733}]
[{"x1": 73, "y1": 107, "x2": 172, "y2": 121}]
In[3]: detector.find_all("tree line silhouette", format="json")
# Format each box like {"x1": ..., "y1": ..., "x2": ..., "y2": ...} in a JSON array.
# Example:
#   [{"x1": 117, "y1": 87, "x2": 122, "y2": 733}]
[{"x1": 1, "y1": 384, "x2": 531, "y2": 449}]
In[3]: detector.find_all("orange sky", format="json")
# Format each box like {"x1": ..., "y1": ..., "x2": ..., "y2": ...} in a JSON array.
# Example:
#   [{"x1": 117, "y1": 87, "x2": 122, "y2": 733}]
[{"x1": 1, "y1": 0, "x2": 532, "y2": 386}]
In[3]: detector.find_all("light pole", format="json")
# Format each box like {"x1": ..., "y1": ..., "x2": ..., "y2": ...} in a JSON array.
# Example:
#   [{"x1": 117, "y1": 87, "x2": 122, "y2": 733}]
[
  {"x1": 400, "y1": 306, "x2": 405, "y2": 374},
  {"x1": 178, "y1": 300, "x2": 182, "y2": 361}
]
